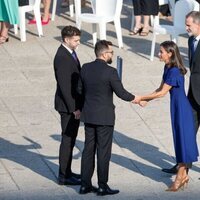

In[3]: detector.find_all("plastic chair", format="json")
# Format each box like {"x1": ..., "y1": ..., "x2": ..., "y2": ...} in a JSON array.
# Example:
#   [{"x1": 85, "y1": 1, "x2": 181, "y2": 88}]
[
  {"x1": 14, "y1": 0, "x2": 43, "y2": 42},
  {"x1": 150, "y1": 0, "x2": 199, "y2": 61},
  {"x1": 51, "y1": 0, "x2": 74, "y2": 21},
  {"x1": 74, "y1": 0, "x2": 123, "y2": 48},
  {"x1": 130, "y1": 0, "x2": 175, "y2": 31}
]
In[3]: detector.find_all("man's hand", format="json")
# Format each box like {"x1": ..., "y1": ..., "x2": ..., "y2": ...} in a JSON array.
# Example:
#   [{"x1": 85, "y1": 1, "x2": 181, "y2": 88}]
[
  {"x1": 132, "y1": 95, "x2": 141, "y2": 104},
  {"x1": 73, "y1": 110, "x2": 81, "y2": 120}
]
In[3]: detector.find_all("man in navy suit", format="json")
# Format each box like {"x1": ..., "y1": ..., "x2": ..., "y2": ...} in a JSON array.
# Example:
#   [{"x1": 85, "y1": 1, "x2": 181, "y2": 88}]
[
  {"x1": 78, "y1": 40, "x2": 136, "y2": 195},
  {"x1": 54, "y1": 26, "x2": 82, "y2": 185},
  {"x1": 162, "y1": 11, "x2": 200, "y2": 174}
]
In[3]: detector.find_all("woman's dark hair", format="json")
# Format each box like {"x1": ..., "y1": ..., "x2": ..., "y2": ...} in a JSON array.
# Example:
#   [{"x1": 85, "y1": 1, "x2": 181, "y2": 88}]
[
  {"x1": 160, "y1": 41, "x2": 187, "y2": 75},
  {"x1": 61, "y1": 26, "x2": 81, "y2": 42},
  {"x1": 94, "y1": 40, "x2": 113, "y2": 57}
]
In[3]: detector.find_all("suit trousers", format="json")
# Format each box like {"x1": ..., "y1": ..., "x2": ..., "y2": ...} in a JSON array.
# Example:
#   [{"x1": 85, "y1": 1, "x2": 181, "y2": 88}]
[
  {"x1": 59, "y1": 112, "x2": 80, "y2": 178},
  {"x1": 81, "y1": 123, "x2": 114, "y2": 188},
  {"x1": 184, "y1": 89, "x2": 200, "y2": 169},
  {"x1": 188, "y1": 88, "x2": 200, "y2": 134}
]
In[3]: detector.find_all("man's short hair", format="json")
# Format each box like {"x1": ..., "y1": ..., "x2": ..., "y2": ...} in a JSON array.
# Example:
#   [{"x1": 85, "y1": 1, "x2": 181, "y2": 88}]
[
  {"x1": 61, "y1": 26, "x2": 81, "y2": 42},
  {"x1": 94, "y1": 40, "x2": 113, "y2": 57},
  {"x1": 186, "y1": 11, "x2": 200, "y2": 24}
]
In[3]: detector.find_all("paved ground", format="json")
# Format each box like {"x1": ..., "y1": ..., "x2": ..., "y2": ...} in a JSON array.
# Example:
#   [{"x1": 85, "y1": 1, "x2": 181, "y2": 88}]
[{"x1": 1, "y1": 1, "x2": 200, "y2": 199}]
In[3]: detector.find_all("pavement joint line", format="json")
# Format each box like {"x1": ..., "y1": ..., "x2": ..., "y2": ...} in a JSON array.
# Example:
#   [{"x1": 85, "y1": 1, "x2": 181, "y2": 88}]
[
  {"x1": 128, "y1": 101, "x2": 176, "y2": 162},
  {"x1": 22, "y1": 133, "x2": 59, "y2": 182},
  {"x1": 1, "y1": 98, "x2": 20, "y2": 127},
  {"x1": 113, "y1": 136, "x2": 145, "y2": 176},
  {"x1": 0, "y1": 158, "x2": 20, "y2": 190}
]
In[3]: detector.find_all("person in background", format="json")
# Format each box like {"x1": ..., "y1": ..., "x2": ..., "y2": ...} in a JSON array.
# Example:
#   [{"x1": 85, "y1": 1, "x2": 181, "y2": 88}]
[
  {"x1": 54, "y1": 25, "x2": 82, "y2": 186},
  {"x1": 159, "y1": 4, "x2": 171, "y2": 20},
  {"x1": 159, "y1": 0, "x2": 179, "y2": 21},
  {"x1": 134, "y1": 41, "x2": 199, "y2": 191},
  {"x1": 61, "y1": 0, "x2": 86, "y2": 8},
  {"x1": 0, "y1": 0, "x2": 19, "y2": 44},
  {"x1": 61, "y1": 0, "x2": 69, "y2": 8},
  {"x1": 29, "y1": 0, "x2": 51, "y2": 25},
  {"x1": 130, "y1": 0, "x2": 159, "y2": 36}
]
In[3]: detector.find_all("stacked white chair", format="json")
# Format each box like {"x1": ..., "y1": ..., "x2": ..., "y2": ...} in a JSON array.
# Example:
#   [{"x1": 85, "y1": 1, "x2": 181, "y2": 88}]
[
  {"x1": 15, "y1": 0, "x2": 43, "y2": 42},
  {"x1": 74, "y1": 0, "x2": 123, "y2": 48},
  {"x1": 150, "y1": 0, "x2": 199, "y2": 61}
]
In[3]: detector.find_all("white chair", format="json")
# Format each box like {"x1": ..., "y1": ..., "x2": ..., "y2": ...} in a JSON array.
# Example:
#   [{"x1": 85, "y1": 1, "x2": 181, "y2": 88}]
[
  {"x1": 150, "y1": 0, "x2": 199, "y2": 61},
  {"x1": 14, "y1": 0, "x2": 43, "y2": 42},
  {"x1": 130, "y1": 0, "x2": 175, "y2": 31},
  {"x1": 74, "y1": 0, "x2": 123, "y2": 48},
  {"x1": 51, "y1": 0, "x2": 74, "y2": 21}
]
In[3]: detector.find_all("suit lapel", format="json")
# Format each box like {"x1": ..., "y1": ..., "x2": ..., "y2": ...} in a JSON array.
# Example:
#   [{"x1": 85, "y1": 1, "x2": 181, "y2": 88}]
[
  {"x1": 193, "y1": 39, "x2": 199, "y2": 57},
  {"x1": 189, "y1": 37, "x2": 193, "y2": 67},
  {"x1": 191, "y1": 38, "x2": 200, "y2": 72},
  {"x1": 60, "y1": 45, "x2": 81, "y2": 71}
]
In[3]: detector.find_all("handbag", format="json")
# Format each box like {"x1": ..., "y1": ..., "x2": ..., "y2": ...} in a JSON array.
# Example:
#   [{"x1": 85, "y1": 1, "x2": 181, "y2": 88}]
[{"x1": 18, "y1": 0, "x2": 29, "y2": 6}]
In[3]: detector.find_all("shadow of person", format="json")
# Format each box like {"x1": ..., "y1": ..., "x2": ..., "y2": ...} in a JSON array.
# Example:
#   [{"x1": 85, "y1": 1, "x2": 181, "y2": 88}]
[
  {"x1": 112, "y1": 130, "x2": 178, "y2": 184},
  {"x1": 0, "y1": 136, "x2": 58, "y2": 184},
  {"x1": 113, "y1": 130, "x2": 200, "y2": 178},
  {"x1": 111, "y1": 153, "x2": 171, "y2": 186}
]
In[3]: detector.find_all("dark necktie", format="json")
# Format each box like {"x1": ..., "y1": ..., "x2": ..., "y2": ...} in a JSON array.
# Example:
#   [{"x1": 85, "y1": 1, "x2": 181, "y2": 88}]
[
  {"x1": 72, "y1": 50, "x2": 81, "y2": 71},
  {"x1": 72, "y1": 50, "x2": 79, "y2": 64},
  {"x1": 191, "y1": 38, "x2": 197, "y2": 58}
]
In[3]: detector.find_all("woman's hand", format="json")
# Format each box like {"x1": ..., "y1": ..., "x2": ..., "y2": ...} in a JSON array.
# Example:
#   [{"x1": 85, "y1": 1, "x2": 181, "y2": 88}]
[{"x1": 139, "y1": 101, "x2": 148, "y2": 107}]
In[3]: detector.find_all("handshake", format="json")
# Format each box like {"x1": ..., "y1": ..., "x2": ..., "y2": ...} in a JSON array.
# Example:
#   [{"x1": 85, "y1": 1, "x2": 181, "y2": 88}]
[{"x1": 131, "y1": 95, "x2": 148, "y2": 107}]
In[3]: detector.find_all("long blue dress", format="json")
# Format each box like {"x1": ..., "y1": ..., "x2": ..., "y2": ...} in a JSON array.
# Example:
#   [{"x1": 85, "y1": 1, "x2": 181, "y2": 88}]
[{"x1": 163, "y1": 66, "x2": 199, "y2": 163}]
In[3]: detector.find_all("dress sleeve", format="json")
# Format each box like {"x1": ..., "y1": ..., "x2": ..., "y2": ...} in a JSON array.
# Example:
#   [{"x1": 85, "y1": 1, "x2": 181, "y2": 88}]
[{"x1": 163, "y1": 68, "x2": 181, "y2": 87}]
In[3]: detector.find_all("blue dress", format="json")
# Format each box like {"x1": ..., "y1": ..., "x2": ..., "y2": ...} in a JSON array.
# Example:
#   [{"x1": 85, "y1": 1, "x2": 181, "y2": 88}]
[{"x1": 163, "y1": 66, "x2": 199, "y2": 163}]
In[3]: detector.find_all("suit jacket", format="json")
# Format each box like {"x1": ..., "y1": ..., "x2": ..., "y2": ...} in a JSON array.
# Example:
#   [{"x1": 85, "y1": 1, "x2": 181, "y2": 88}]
[
  {"x1": 78, "y1": 59, "x2": 135, "y2": 126},
  {"x1": 54, "y1": 44, "x2": 82, "y2": 113},
  {"x1": 188, "y1": 36, "x2": 200, "y2": 105}
]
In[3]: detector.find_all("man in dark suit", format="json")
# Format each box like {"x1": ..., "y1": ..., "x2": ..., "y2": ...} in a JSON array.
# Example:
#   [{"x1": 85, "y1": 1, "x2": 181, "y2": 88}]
[
  {"x1": 162, "y1": 11, "x2": 200, "y2": 174},
  {"x1": 77, "y1": 40, "x2": 136, "y2": 195},
  {"x1": 54, "y1": 26, "x2": 82, "y2": 185}
]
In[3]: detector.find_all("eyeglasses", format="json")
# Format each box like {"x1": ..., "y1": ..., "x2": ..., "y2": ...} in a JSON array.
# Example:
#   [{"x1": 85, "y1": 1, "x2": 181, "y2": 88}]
[{"x1": 105, "y1": 51, "x2": 114, "y2": 55}]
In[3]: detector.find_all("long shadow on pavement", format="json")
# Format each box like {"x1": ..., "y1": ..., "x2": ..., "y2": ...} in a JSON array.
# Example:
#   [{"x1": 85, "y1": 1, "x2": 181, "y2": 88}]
[
  {"x1": 0, "y1": 136, "x2": 58, "y2": 183},
  {"x1": 113, "y1": 131, "x2": 179, "y2": 185}
]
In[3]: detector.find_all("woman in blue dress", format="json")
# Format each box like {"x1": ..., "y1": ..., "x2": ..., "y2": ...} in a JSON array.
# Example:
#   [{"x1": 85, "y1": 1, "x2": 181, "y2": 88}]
[{"x1": 135, "y1": 41, "x2": 199, "y2": 191}]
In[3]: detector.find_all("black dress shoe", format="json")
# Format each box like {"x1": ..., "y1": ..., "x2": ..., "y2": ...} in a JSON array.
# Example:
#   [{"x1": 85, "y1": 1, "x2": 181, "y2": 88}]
[
  {"x1": 97, "y1": 185, "x2": 119, "y2": 196},
  {"x1": 71, "y1": 172, "x2": 81, "y2": 179},
  {"x1": 161, "y1": 164, "x2": 178, "y2": 174},
  {"x1": 58, "y1": 176, "x2": 81, "y2": 185},
  {"x1": 79, "y1": 186, "x2": 98, "y2": 194}
]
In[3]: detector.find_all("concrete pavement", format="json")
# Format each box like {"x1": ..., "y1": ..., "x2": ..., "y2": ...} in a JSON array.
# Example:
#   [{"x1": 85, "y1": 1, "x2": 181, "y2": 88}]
[{"x1": 0, "y1": 1, "x2": 200, "y2": 199}]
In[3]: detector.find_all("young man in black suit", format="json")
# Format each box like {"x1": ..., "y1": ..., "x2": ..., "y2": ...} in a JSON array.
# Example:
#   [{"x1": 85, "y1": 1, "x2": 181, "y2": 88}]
[
  {"x1": 78, "y1": 40, "x2": 137, "y2": 195},
  {"x1": 54, "y1": 26, "x2": 82, "y2": 185},
  {"x1": 162, "y1": 11, "x2": 200, "y2": 174}
]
